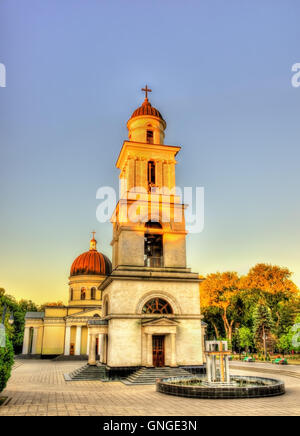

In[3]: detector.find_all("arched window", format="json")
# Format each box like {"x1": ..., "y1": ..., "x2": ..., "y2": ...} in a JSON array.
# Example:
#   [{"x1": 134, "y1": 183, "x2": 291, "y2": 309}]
[
  {"x1": 70, "y1": 288, "x2": 73, "y2": 301},
  {"x1": 91, "y1": 287, "x2": 96, "y2": 300},
  {"x1": 146, "y1": 130, "x2": 153, "y2": 144},
  {"x1": 80, "y1": 287, "x2": 86, "y2": 300},
  {"x1": 144, "y1": 221, "x2": 163, "y2": 267},
  {"x1": 142, "y1": 298, "x2": 173, "y2": 314}
]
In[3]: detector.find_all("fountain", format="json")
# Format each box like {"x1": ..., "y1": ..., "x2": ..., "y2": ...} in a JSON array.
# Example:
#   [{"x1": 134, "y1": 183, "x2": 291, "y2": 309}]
[{"x1": 156, "y1": 340, "x2": 285, "y2": 399}]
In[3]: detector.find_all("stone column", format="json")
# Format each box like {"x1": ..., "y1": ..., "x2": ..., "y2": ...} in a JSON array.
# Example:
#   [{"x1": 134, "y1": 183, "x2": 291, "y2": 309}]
[
  {"x1": 22, "y1": 326, "x2": 30, "y2": 355},
  {"x1": 74, "y1": 325, "x2": 82, "y2": 356},
  {"x1": 88, "y1": 333, "x2": 96, "y2": 366},
  {"x1": 162, "y1": 161, "x2": 170, "y2": 191},
  {"x1": 170, "y1": 333, "x2": 176, "y2": 367},
  {"x1": 127, "y1": 157, "x2": 135, "y2": 192},
  {"x1": 169, "y1": 161, "x2": 176, "y2": 190},
  {"x1": 135, "y1": 158, "x2": 141, "y2": 189},
  {"x1": 64, "y1": 326, "x2": 71, "y2": 355},
  {"x1": 103, "y1": 335, "x2": 107, "y2": 364},
  {"x1": 31, "y1": 327, "x2": 38, "y2": 354},
  {"x1": 140, "y1": 158, "x2": 148, "y2": 191},
  {"x1": 98, "y1": 334, "x2": 104, "y2": 360},
  {"x1": 146, "y1": 333, "x2": 152, "y2": 367},
  {"x1": 86, "y1": 330, "x2": 90, "y2": 355},
  {"x1": 156, "y1": 160, "x2": 162, "y2": 188}
]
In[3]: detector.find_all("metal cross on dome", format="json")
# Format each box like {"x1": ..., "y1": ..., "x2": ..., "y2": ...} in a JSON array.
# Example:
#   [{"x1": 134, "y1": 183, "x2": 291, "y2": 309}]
[
  {"x1": 141, "y1": 85, "x2": 152, "y2": 99},
  {"x1": 91, "y1": 231, "x2": 96, "y2": 239}
]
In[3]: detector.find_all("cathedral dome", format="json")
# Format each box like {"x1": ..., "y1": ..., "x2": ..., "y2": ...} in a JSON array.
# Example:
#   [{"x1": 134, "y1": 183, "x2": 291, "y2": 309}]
[
  {"x1": 130, "y1": 98, "x2": 165, "y2": 122},
  {"x1": 70, "y1": 235, "x2": 112, "y2": 277}
]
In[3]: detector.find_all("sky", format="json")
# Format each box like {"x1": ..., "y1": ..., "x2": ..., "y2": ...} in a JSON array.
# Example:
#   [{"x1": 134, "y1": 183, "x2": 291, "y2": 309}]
[{"x1": 0, "y1": 0, "x2": 300, "y2": 304}]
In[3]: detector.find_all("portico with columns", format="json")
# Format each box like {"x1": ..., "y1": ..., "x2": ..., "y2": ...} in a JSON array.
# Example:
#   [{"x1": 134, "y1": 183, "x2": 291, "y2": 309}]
[{"x1": 22, "y1": 235, "x2": 112, "y2": 358}]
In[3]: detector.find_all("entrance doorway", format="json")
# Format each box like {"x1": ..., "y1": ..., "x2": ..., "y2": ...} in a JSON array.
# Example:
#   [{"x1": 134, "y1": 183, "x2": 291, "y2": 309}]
[{"x1": 152, "y1": 335, "x2": 165, "y2": 367}]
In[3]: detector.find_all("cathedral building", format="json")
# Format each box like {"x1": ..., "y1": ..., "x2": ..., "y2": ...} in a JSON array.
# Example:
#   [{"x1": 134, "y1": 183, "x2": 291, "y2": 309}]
[
  {"x1": 22, "y1": 236, "x2": 111, "y2": 357},
  {"x1": 22, "y1": 88, "x2": 205, "y2": 371}
]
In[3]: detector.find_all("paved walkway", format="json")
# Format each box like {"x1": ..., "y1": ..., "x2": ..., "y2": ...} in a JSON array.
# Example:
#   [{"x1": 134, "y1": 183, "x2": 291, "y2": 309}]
[{"x1": 0, "y1": 360, "x2": 299, "y2": 416}]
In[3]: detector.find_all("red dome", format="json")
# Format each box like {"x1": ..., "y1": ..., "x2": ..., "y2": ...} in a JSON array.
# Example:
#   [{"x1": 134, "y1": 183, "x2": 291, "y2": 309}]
[
  {"x1": 70, "y1": 237, "x2": 112, "y2": 277},
  {"x1": 130, "y1": 98, "x2": 165, "y2": 121}
]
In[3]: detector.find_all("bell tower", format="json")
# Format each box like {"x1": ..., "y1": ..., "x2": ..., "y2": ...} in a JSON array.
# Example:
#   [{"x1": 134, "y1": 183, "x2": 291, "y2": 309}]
[
  {"x1": 99, "y1": 87, "x2": 204, "y2": 370},
  {"x1": 111, "y1": 87, "x2": 188, "y2": 272}
]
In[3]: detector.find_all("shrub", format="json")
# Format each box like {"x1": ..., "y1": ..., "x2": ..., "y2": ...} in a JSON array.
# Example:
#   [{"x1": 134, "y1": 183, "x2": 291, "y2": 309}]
[{"x1": 0, "y1": 334, "x2": 14, "y2": 393}]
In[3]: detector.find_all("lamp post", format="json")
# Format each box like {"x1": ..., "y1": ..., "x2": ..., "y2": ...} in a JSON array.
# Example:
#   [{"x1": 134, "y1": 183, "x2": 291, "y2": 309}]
[
  {"x1": 263, "y1": 328, "x2": 267, "y2": 360},
  {"x1": 236, "y1": 328, "x2": 241, "y2": 360}
]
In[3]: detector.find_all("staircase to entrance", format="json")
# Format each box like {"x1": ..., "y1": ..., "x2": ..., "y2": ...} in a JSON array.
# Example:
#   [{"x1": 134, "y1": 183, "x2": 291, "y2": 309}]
[{"x1": 122, "y1": 366, "x2": 192, "y2": 385}]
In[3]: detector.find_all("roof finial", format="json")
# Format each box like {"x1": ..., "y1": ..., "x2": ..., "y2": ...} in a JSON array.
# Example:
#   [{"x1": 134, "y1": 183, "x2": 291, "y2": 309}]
[
  {"x1": 90, "y1": 231, "x2": 97, "y2": 250},
  {"x1": 141, "y1": 84, "x2": 152, "y2": 100}
]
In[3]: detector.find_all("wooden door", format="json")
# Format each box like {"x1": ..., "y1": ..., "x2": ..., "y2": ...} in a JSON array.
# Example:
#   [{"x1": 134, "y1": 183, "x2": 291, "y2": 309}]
[
  {"x1": 70, "y1": 343, "x2": 74, "y2": 355},
  {"x1": 152, "y1": 336, "x2": 165, "y2": 367}
]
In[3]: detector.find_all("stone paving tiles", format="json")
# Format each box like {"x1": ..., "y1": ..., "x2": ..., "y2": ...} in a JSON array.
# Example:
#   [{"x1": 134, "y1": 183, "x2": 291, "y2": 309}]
[{"x1": 0, "y1": 360, "x2": 299, "y2": 416}]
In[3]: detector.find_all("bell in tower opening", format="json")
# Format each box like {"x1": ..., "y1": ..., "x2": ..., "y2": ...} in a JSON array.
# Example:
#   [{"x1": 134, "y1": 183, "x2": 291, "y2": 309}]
[{"x1": 144, "y1": 221, "x2": 163, "y2": 268}]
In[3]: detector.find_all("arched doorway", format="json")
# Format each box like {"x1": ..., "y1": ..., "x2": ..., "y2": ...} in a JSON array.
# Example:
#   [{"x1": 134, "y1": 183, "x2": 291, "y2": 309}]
[{"x1": 142, "y1": 297, "x2": 173, "y2": 367}]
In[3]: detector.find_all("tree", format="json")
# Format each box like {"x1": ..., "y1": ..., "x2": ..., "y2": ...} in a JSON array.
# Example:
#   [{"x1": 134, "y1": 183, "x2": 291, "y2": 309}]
[
  {"x1": 240, "y1": 264, "x2": 299, "y2": 298},
  {"x1": 0, "y1": 334, "x2": 14, "y2": 393},
  {"x1": 253, "y1": 303, "x2": 275, "y2": 358},
  {"x1": 201, "y1": 306, "x2": 224, "y2": 339},
  {"x1": 237, "y1": 326, "x2": 253, "y2": 354},
  {"x1": 240, "y1": 264, "x2": 300, "y2": 341},
  {"x1": 0, "y1": 290, "x2": 38, "y2": 354},
  {"x1": 277, "y1": 333, "x2": 292, "y2": 355},
  {"x1": 291, "y1": 314, "x2": 300, "y2": 352},
  {"x1": 200, "y1": 272, "x2": 240, "y2": 343}
]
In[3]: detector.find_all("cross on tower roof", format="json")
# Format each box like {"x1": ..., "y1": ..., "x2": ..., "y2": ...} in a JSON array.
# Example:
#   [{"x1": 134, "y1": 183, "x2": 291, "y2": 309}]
[
  {"x1": 141, "y1": 85, "x2": 152, "y2": 99},
  {"x1": 91, "y1": 231, "x2": 96, "y2": 239}
]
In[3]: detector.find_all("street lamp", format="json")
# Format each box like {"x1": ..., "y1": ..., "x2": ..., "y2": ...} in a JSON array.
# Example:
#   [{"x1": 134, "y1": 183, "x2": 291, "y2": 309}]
[
  {"x1": 1, "y1": 304, "x2": 14, "y2": 325},
  {"x1": 0, "y1": 304, "x2": 14, "y2": 348},
  {"x1": 8, "y1": 312, "x2": 14, "y2": 325}
]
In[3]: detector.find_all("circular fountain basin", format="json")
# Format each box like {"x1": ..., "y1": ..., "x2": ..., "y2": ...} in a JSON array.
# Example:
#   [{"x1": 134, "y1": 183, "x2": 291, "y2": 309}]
[{"x1": 156, "y1": 375, "x2": 285, "y2": 399}]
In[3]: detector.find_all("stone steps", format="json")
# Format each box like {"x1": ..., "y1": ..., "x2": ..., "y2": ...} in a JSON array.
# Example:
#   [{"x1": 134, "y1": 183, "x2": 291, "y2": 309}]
[
  {"x1": 123, "y1": 367, "x2": 193, "y2": 385},
  {"x1": 66, "y1": 364, "x2": 108, "y2": 381},
  {"x1": 53, "y1": 354, "x2": 89, "y2": 361}
]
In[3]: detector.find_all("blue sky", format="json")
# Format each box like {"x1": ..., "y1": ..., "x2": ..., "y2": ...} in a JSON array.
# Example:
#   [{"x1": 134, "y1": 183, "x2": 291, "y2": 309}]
[{"x1": 0, "y1": 0, "x2": 300, "y2": 303}]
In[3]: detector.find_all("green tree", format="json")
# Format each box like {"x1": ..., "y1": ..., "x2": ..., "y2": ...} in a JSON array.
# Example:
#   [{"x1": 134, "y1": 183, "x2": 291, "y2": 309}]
[
  {"x1": 291, "y1": 314, "x2": 300, "y2": 352},
  {"x1": 237, "y1": 326, "x2": 253, "y2": 354},
  {"x1": 0, "y1": 290, "x2": 38, "y2": 354},
  {"x1": 0, "y1": 334, "x2": 14, "y2": 393},
  {"x1": 253, "y1": 303, "x2": 275, "y2": 358},
  {"x1": 277, "y1": 333, "x2": 292, "y2": 355},
  {"x1": 201, "y1": 306, "x2": 224, "y2": 339}
]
